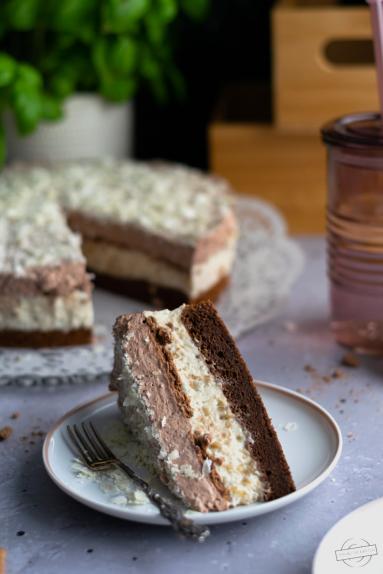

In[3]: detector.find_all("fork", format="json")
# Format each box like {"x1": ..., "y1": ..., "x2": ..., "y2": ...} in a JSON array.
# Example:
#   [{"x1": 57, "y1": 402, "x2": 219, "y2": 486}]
[{"x1": 67, "y1": 421, "x2": 210, "y2": 542}]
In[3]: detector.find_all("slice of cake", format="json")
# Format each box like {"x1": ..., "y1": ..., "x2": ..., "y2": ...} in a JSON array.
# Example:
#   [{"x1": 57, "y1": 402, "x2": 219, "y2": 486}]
[
  {"x1": 0, "y1": 168, "x2": 93, "y2": 347},
  {"x1": 111, "y1": 301, "x2": 295, "y2": 512},
  {"x1": 56, "y1": 160, "x2": 237, "y2": 307}
]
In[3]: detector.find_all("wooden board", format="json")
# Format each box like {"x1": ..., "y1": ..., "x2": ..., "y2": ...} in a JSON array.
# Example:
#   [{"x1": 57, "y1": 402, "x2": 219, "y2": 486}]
[
  {"x1": 273, "y1": 6, "x2": 378, "y2": 130},
  {"x1": 209, "y1": 123, "x2": 327, "y2": 234}
]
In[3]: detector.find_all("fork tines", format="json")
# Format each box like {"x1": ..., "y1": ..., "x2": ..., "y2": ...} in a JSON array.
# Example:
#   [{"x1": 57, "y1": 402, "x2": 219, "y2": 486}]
[{"x1": 67, "y1": 421, "x2": 116, "y2": 470}]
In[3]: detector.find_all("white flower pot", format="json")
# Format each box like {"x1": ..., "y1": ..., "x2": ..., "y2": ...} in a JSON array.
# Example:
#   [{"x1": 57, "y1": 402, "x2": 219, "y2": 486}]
[{"x1": 5, "y1": 94, "x2": 133, "y2": 162}]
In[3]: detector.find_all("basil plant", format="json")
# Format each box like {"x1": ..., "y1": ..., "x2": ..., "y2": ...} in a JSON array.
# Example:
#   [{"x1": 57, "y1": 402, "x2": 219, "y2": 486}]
[{"x1": 0, "y1": 0, "x2": 209, "y2": 163}]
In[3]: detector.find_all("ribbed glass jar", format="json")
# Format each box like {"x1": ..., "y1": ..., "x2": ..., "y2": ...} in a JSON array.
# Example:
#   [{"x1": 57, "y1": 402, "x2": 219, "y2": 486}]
[{"x1": 322, "y1": 113, "x2": 383, "y2": 354}]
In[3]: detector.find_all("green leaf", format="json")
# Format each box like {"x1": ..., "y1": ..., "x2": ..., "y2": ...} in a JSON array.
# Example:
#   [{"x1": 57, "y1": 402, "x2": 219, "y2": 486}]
[
  {"x1": 10, "y1": 84, "x2": 42, "y2": 134},
  {"x1": 4, "y1": 0, "x2": 40, "y2": 29},
  {"x1": 93, "y1": 38, "x2": 137, "y2": 101},
  {"x1": 16, "y1": 64, "x2": 42, "y2": 88},
  {"x1": 0, "y1": 53, "x2": 16, "y2": 87},
  {"x1": 41, "y1": 94, "x2": 63, "y2": 121},
  {"x1": 144, "y1": 12, "x2": 167, "y2": 46},
  {"x1": 110, "y1": 37, "x2": 138, "y2": 75},
  {"x1": 49, "y1": 0, "x2": 96, "y2": 31},
  {"x1": 181, "y1": 0, "x2": 209, "y2": 20},
  {"x1": 102, "y1": 0, "x2": 149, "y2": 33},
  {"x1": 48, "y1": 67, "x2": 76, "y2": 98},
  {"x1": 156, "y1": 0, "x2": 177, "y2": 22},
  {"x1": 100, "y1": 77, "x2": 136, "y2": 101}
]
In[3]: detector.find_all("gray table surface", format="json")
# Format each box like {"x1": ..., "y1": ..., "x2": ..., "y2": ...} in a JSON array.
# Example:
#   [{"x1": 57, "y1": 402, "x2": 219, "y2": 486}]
[{"x1": 2, "y1": 236, "x2": 383, "y2": 574}]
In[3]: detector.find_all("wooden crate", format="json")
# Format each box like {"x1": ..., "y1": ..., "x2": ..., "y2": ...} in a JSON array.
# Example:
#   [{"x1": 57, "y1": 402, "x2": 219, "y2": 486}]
[
  {"x1": 209, "y1": 123, "x2": 326, "y2": 234},
  {"x1": 273, "y1": 6, "x2": 378, "y2": 130}
]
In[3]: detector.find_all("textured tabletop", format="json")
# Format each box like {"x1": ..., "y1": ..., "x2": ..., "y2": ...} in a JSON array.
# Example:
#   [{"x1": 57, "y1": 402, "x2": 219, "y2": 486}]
[{"x1": 2, "y1": 236, "x2": 383, "y2": 574}]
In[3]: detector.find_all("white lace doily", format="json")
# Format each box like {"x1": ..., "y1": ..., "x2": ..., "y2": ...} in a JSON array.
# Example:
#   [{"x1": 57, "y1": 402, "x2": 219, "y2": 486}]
[{"x1": 0, "y1": 196, "x2": 304, "y2": 386}]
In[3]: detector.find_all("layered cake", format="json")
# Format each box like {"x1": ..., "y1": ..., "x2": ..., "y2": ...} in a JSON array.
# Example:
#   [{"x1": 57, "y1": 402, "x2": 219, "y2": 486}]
[
  {"x1": 111, "y1": 301, "x2": 295, "y2": 511},
  {"x1": 56, "y1": 160, "x2": 238, "y2": 307},
  {"x1": 0, "y1": 168, "x2": 93, "y2": 347},
  {"x1": 0, "y1": 160, "x2": 237, "y2": 347}
]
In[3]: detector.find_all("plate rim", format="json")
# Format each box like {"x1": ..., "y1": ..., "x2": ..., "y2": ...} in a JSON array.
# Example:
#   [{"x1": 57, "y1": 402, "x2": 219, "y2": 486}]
[{"x1": 42, "y1": 380, "x2": 343, "y2": 526}]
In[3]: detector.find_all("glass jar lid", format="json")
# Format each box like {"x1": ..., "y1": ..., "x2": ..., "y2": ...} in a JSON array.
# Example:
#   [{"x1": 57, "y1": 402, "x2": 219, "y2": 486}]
[{"x1": 321, "y1": 112, "x2": 383, "y2": 148}]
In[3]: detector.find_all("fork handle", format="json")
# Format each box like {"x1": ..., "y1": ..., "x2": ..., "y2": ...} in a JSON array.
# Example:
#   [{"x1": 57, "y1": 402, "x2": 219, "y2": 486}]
[
  {"x1": 143, "y1": 486, "x2": 210, "y2": 542},
  {"x1": 114, "y1": 460, "x2": 209, "y2": 541}
]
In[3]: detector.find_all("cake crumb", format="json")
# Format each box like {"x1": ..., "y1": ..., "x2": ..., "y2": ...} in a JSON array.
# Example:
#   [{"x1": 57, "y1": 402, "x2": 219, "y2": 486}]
[
  {"x1": 331, "y1": 369, "x2": 344, "y2": 380},
  {"x1": 0, "y1": 548, "x2": 6, "y2": 574},
  {"x1": 0, "y1": 426, "x2": 13, "y2": 441},
  {"x1": 341, "y1": 352, "x2": 360, "y2": 368},
  {"x1": 202, "y1": 458, "x2": 213, "y2": 477},
  {"x1": 10, "y1": 412, "x2": 20, "y2": 420},
  {"x1": 304, "y1": 364, "x2": 316, "y2": 374},
  {"x1": 282, "y1": 422, "x2": 298, "y2": 432},
  {"x1": 167, "y1": 449, "x2": 179, "y2": 462}
]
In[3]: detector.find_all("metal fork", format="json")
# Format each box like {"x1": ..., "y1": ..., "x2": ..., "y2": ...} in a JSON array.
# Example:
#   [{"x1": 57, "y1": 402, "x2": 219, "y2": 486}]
[{"x1": 67, "y1": 421, "x2": 210, "y2": 542}]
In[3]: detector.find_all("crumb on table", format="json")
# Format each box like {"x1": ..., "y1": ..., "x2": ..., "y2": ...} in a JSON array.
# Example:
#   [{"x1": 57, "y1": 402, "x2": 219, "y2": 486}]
[
  {"x1": 331, "y1": 369, "x2": 344, "y2": 379},
  {"x1": 0, "y1": 427, "x2": 12, "y2": 442},
  {"x1": 304, "y1": 364, "x2": 316, "y2": 374},
  {"x1": 341, "y1": 352, "x2": 360, "y2": 368},
  {"x1": 0, "y1": 548, "x2": 6, "y2": 574}
]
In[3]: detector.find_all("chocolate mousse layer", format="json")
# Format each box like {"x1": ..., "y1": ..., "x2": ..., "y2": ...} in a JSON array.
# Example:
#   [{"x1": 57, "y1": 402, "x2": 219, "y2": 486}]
[
  {"x1": 0, "y1": 262, "x2": 92, "y2": 297},
  {"x1": 111, "y1": 313, "x2": 230, "y2": 512},
  {"x1": 181, "y1": 301, "x2": 296, "y2": 500}
]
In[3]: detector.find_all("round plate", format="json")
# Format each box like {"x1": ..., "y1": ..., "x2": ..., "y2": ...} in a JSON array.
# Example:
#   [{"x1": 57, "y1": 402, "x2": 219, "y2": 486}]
[
  {"x1": 313, "y1": 497, "x2": 383, "y2": 573},
  {"x1": 42, "y1": 381, "x2": 342, "y2": 526}
]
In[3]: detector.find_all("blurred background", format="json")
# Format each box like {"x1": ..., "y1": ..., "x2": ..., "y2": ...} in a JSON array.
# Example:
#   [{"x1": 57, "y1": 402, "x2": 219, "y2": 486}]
[{"x1": 0, "y1": 0, "x2": 374, "y2": 232}]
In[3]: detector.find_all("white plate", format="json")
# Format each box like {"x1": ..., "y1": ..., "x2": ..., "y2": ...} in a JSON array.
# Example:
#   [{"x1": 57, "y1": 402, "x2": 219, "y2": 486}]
[
  {"x1": 313, "y1": 497, "x2": 383, "y2": 573},
  {"x1": 43, "y1": 381, "x2": 342, "y2": 526}
]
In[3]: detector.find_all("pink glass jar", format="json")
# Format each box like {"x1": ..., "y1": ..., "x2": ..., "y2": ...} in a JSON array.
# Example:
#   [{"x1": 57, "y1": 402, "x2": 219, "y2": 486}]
[{"x1": 322, "y1": 113, "x2": 383, "y2": 354}]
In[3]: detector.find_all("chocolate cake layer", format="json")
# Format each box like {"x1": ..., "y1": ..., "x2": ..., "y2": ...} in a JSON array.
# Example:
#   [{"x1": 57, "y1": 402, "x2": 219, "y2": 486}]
[
  {"x1": 181, "y1": 301, "x2": 295, "y2": 499},
  {"x1": 0, "y1": 328, "x2": 92, "y2": 348},
  {"x1": 94, "y1": 273, "x2": 229, "y2": 308}
]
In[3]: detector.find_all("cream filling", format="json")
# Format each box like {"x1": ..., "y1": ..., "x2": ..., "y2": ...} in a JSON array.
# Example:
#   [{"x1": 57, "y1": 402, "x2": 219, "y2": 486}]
[
  {"x1": 0, "y1": 290, "x2": 93, "y2": 332},
  {"x1": 83, "y1": 238, "x2": 235, "y2": 298},
  {"x1": 191, "y1": 235, "x2": 237, "y2": 298},
  {"x1": 83, "y1": 238, "x2": 190, "y2": 293},
  {"x1": 145, "y1": 307, "x2": 270, "y2": 506}
]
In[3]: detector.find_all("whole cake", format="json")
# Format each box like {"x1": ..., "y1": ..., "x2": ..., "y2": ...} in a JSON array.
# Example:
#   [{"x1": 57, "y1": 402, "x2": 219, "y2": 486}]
[
  {"x1": 111, "y1": 301, "x2": 295, "y2": 511},
  {"x1": 0, "y1": 168, "x2": 93, "y2": 347},
  {"x1": 0, "y1": 161, "x2": 238, "y2": 347},
  {"x1": 56, "y1": 161, "x2": 238, "y2": 306}
]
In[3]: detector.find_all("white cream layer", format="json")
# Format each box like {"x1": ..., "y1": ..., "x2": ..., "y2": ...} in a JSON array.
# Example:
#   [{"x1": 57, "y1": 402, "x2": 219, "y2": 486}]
[
  {"x1": 83, "y1": 238, "x2": 235, "y2": 299},
  {"x1": 0, "y1": 167, "x2": 84, "y2": 277},
  {"x1": 56, "y1": 160, "x2": 233, "y2": 242},
  {"x1": 145, "y1": 307, "x2": 270, "y2": 506},
  {"x1": 0, "y1": 290, "x2": 93, "y2": 332}
]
